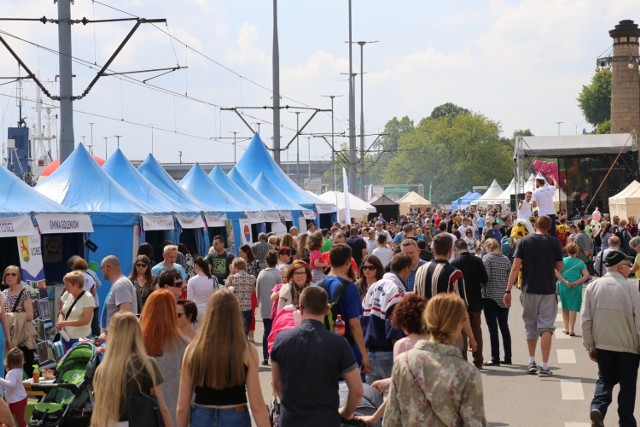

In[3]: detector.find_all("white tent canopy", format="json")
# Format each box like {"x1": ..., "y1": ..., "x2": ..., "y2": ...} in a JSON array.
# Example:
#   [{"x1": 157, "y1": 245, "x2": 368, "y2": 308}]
[
  {"x1": 471, "y1": 179, "x2": 503, "y2": 207},
  {"x1": 609, "y1": 181, "x2": 640, "y2": 219},
  {"x1": 518, "y1": 133, "x2": 636, "y2": 156},
  {"x1": 398, "y1": 191, "x2": 432, "y2": 214},
  {"x1": 495, "y1": 178, "x2": 515, "y2": 206},
  {"x1": 318, "y1": 191, "x2": 376, "y2": 221}
]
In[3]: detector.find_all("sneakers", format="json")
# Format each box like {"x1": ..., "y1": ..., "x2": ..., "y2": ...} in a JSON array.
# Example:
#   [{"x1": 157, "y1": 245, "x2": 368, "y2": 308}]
[
  {"x1": 538, "y1": 367, "x2": 553, "y2": 377},
  {"x1": 590, "y1": 408, "x2": 604, "y2": 427},
  {"x1": 261, "y1": 359, "x2": 269, "y2": 366},
  {"x1": 527, "y1": 362, "x2": 538, "y2": 374}
]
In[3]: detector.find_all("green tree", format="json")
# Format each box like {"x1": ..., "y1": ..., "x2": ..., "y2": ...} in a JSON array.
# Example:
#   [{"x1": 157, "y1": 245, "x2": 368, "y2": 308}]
[
  {"x1": 577, "y1": 69, "x2": 611, "y2": 127},
  {"x1": 367, "y1": 116, "x2": 414, "y2": 183},
  {"x1": 429, "y1": 102, "x2": 471, "y2": 121},
  {"x1": 382, "y1": 113, "x2": 512, "y2": 204}
]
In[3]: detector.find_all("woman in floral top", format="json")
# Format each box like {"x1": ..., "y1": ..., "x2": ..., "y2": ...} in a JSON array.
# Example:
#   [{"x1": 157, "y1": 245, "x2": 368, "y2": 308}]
[
  {"x1": 225, "y1": 257, "x2": 256, "y2": 337},
  {"x1": 383, "y1": 293, "x2": 486, "y2": 427}
]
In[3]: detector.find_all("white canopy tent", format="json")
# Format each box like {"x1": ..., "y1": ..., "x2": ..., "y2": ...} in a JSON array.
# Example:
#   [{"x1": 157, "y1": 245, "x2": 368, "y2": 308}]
[
  {"x1": 471, "y1": 179, "x2": 503, "y2": 208},
  {"x1": 318, "y1": 191, "x2": 376, "y2": 222},
  {"x1": 496, "y1": 178, "x2": 515, "y2": 207},
  {"x1": 398, "y1": 191, "x2": 432, "y2": 214},
  {"x1": 517, "y1": 133, "x2": 636, "y2": 157},
  {"x1": 609, "y1": 181, "x2": 640, "y2": 219}
]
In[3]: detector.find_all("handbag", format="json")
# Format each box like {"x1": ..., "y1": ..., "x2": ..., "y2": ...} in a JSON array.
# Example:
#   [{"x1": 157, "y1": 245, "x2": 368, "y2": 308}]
[
  {"x1": 54, "y1": 291, "x2": 87, "y2": 342},
  {"x1": 126, "y1": 392, "x2": 164, "y2": 427},
  {"x1": 10, "y1": 288, "x2": 37, "y2": 350},
  {"x1": 268, "y1": 395, "x2": 280, "y2": 427}
]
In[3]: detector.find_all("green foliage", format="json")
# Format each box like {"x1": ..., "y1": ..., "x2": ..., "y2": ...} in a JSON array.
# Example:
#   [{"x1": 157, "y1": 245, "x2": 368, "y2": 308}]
[
  {"x1": 367, "y1": 116, "x2": 414, "y2": 183},
  {"x1": 577, "y1": 69, "x2": 611, "y2": 126},
  {"x1": 596, "y1": 119, "x2": 611, "y2": 134},
  {"x1": 381, "y1": 112, "x2": 513, "y2": 204},
  {"x1": 429, "y1": 103, "x2": 471, "y2": 121}
]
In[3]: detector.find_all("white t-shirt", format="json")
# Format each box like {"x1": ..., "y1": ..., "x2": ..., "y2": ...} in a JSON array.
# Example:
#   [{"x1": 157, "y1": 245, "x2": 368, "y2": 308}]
[
  {"x1": 517, "y1": 200, "x2": 533, "y2": 220},
  {"x1": 0, "y1": 368, "x2": 27, "y2": 403},
  {"x1": 187, "y1": 274, "x2": 219, "y2": 314},
  {"x1": 372, "y1": 247, "x2": 394, "y2": 268},
  {"x1": 60, "y1": 291, "x2": 95, "y2": 339},
  {"x1": 532, "y1": 184, "x2": 555, "y2": 215},
  {"x1": 446, "y1": 232, "x2": 458, "y2": 263},
  {"x1": 81, "y1": 271, "x2": 98, "y2": 306}
]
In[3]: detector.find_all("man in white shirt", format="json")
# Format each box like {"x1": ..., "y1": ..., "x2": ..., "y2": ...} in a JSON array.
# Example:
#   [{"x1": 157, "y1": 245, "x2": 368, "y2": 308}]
[
  {"x1": 518, "y1": 191, "x2": 533, "y2": 220},
  {"x1": 532, "y1": 175, "x2": 559, "y2": 237}
]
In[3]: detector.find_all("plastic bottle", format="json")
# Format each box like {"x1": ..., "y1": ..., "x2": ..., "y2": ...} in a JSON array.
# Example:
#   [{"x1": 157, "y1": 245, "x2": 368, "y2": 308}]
[
  {"x1": 33, "y1": 364, "x2": 39, "y2": 383},
  {"x1": 333, "y1": 314, "x2": 345, "y2": 336}
]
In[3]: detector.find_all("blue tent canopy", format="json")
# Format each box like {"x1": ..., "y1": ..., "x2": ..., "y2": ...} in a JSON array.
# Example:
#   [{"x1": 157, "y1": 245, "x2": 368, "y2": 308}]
[
  {"x1": 181, "y1": 164, "x2": 250, "y2": 214},
  {"x1": 228, "y1": 167, "x2": 282, "y2": 211},
  {"x1": 36, "y1": 144, "x2": 154, "y2": 217},
  {"x1": 0, "y1": 164, "x2": 78, "y2": 216},
  {"x1": 209, "y1": 165, "x2": 278, "y2": 211},
  {"x1": 103, "y1": 149, "x2": 186, "y2": 215},
  {"x1": 35, "y1": 144, "x2": 153, "y2": 306},
  {"x1": 252, "y1": 172, "x2": 305, "y2": 212},
  {"x1": 233, "y1": 133, "x2": 327, "y2": 207},
  {"x1": 137, "y1": 154, "x2": 213, "y2": 213}
]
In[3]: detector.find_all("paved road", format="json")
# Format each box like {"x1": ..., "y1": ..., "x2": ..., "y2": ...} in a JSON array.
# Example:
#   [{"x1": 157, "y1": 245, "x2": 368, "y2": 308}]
[{"x1": 250, "y1": 280, "x2": 640, "y2": 426}]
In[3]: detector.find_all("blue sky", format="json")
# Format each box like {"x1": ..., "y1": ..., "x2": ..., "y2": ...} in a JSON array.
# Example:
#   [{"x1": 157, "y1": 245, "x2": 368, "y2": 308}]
[{"x1": 0, "y1": 0, "x2": 637, "y2": 165}]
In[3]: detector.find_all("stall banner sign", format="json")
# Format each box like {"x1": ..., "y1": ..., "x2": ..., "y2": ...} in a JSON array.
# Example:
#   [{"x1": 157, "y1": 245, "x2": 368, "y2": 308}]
[
  {"x1": 0, "y1": 216, "x2": 37, "y2": 238},
  {"x1": 142, "y1": 215, "x2": 175, "y2": 231},
  {"x1": 35, "y1": 214, "x2": 93, "y2": 234},
  {"x1": 17, "y1": 234, "x2": 45, "y2": 282}
]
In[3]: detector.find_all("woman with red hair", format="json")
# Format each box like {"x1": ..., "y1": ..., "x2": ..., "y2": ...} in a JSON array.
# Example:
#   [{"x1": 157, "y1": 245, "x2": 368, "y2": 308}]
[{"x1": 141, "y1": 289, "x2": 189, "y2": 426}]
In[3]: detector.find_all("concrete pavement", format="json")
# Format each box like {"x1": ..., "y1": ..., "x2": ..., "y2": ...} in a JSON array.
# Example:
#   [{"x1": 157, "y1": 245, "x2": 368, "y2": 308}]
[{"x1": 250, "y1": 281, "x2": 640, "y2": 426}]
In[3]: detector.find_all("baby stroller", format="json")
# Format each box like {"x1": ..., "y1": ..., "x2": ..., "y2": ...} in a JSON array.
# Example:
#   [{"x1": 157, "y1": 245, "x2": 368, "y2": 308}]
[
  {"x1": 29, "y1": 342, "x2": 99, "y2": 427},
  {"x1": 339, "y1": 381, "x2": 383, "y2": 427}
]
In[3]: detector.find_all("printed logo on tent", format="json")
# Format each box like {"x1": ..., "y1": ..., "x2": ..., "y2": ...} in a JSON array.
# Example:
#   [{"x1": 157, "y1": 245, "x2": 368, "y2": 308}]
[
  {"x1": 19, "y1": 236, "x2": 30, "y2": 262},
  {"x1": 243, "y1": 224, "x2": 251, "y2": 242}
]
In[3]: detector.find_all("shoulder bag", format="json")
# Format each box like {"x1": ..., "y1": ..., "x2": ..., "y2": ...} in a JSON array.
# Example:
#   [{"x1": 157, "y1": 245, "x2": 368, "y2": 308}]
[{"x1": 127, "y1": 390, "x2": 164, "y2": 427}]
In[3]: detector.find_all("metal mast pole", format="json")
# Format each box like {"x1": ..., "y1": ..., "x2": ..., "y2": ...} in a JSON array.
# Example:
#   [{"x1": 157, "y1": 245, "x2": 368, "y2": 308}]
[
  {"x1": 272, "y1": 0, "x2": 281, "y2": 165},
  {"x1": 347, "y1": 0, "x2": 356, "y2": 194},
  {"x1": 58, "y1": 0, "x2": 75, "y2": 162},
  {"x1": 359, "y1": 42, "x2": 365, "y2": 198}
]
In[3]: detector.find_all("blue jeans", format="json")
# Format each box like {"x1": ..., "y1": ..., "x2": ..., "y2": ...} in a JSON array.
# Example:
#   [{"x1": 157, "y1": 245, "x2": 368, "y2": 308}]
[
  {"x1": 366, "y1": 351, "x2": 394, "y2": 384},
  {"x1": 592, "y1": 349, "x2": 640, "y2": 426},
  {"x1": 191, "y1": 404, "x2": 250, "y2": 427},
  {"x1": 241, "y1": 310, "x2": 252, "y2": 336},
  {"x1": 482, "y1": 299, "x2": 511, "y2": 363},
  {"x1": 262, "y1": 318, "x2": 273, "y2": 361}
]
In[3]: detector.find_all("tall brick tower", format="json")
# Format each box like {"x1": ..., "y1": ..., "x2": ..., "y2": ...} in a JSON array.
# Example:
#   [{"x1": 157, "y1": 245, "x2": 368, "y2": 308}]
[{"x1": 609, "y1": 20, "x2": 640, "y2": 134}]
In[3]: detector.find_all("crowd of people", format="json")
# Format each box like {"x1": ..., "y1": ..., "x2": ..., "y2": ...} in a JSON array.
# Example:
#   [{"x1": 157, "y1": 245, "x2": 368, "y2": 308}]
[{"x1": 0, "y1": 174, "x2": 639, "y2": 426}]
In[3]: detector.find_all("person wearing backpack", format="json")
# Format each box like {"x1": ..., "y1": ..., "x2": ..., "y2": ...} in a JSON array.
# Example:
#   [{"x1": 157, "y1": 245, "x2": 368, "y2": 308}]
[{"x1": 318, "y1": 243, "x2": 372, "y2": 377}]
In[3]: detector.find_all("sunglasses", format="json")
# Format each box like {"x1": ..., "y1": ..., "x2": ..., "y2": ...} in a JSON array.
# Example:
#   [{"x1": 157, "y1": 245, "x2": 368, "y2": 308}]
[
  {"x1": 4, "y1": 272, "x2": 17, "y2": 277},
  {"x1": 168, "y1": 281, "x2": 184, "y2": 288},
  {"x1": 136, "y1": 263, "x2": 148, "y2": 268},
  {"x1": 362, "y1": 265, "x2": 376, "y2": 271}
]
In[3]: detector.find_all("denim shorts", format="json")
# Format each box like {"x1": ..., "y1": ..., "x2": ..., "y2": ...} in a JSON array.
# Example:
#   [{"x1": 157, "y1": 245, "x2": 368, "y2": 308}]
[
  {"x1": 191, "y1": 404, "x2": 250, "y2": 427},
  {"x1": 366, "y1": 351, "x2": 394, "y2": 384}
]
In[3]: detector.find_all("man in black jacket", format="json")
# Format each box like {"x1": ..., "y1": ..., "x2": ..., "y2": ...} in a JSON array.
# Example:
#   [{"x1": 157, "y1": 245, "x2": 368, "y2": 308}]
[{"x1": 453, "y1": 239, "x2": 488, "y2": 369}]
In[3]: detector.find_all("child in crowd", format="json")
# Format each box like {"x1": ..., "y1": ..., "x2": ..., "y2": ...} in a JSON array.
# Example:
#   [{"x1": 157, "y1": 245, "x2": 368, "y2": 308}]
[{"x1": 0, "y1": 348, "x2": 28, "y2": 427}]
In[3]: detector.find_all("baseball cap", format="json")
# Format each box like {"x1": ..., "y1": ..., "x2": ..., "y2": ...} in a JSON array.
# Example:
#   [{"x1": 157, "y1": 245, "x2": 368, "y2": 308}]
[{"x1": 604, "y1": 250, "x2": 634, "y2": 267}]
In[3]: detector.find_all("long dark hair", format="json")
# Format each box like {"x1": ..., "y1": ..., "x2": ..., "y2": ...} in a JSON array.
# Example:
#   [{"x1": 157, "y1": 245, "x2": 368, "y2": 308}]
[
  {"x1": 357, "y1": 255, "x2": 385, "y2": 296},
  {"x1": 240, "y1": 244, "x2": 256, "y2": 262},
  {"x1": 129, "y1": 255, "x2": 153, "y2": 286},
  {"x1": 194, "y1": 257, "x2": 211, "y2": 279}
]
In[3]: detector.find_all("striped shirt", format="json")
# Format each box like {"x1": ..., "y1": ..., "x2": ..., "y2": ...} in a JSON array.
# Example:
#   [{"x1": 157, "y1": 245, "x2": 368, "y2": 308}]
[
  {"x1": 481, "y1": 252, "x2": 511, "y2": 307},
  {"x1": 414, "y1": 259, "x2": 468, "y2": 306}
]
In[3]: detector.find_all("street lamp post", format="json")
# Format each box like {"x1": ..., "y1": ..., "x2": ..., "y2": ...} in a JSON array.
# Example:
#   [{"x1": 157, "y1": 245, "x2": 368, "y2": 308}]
[
  {"x1": 103, "y1": 136, "x2": 108, "y2": 159},
  {"x1": 233, "y1": 131, "x2": 238, "y2": 163},
  {"x1": 347, "y1": 0, "x2": 356, "y2": 194},
  {"x1": 357, "y1": 40, "x2": 377, "y2": 198},
  {"x1": 322, "y1": 94, "x2": 343, "y2": 192},
  {"x1": 555, "y1": 121, "x2": 563, "y2": 136},
  {"x1": 307, "y1": 136, "x2": 311, "y2": 181},
  {"x1": 295, "y1": 112, "x2": 301, "y2": 185},
  {"x1": 88, "y1": 122, "x2": 94, "y2": 154},
  {"x1": 114, "y1": 135, "x2": 122, "y2": 149}
]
